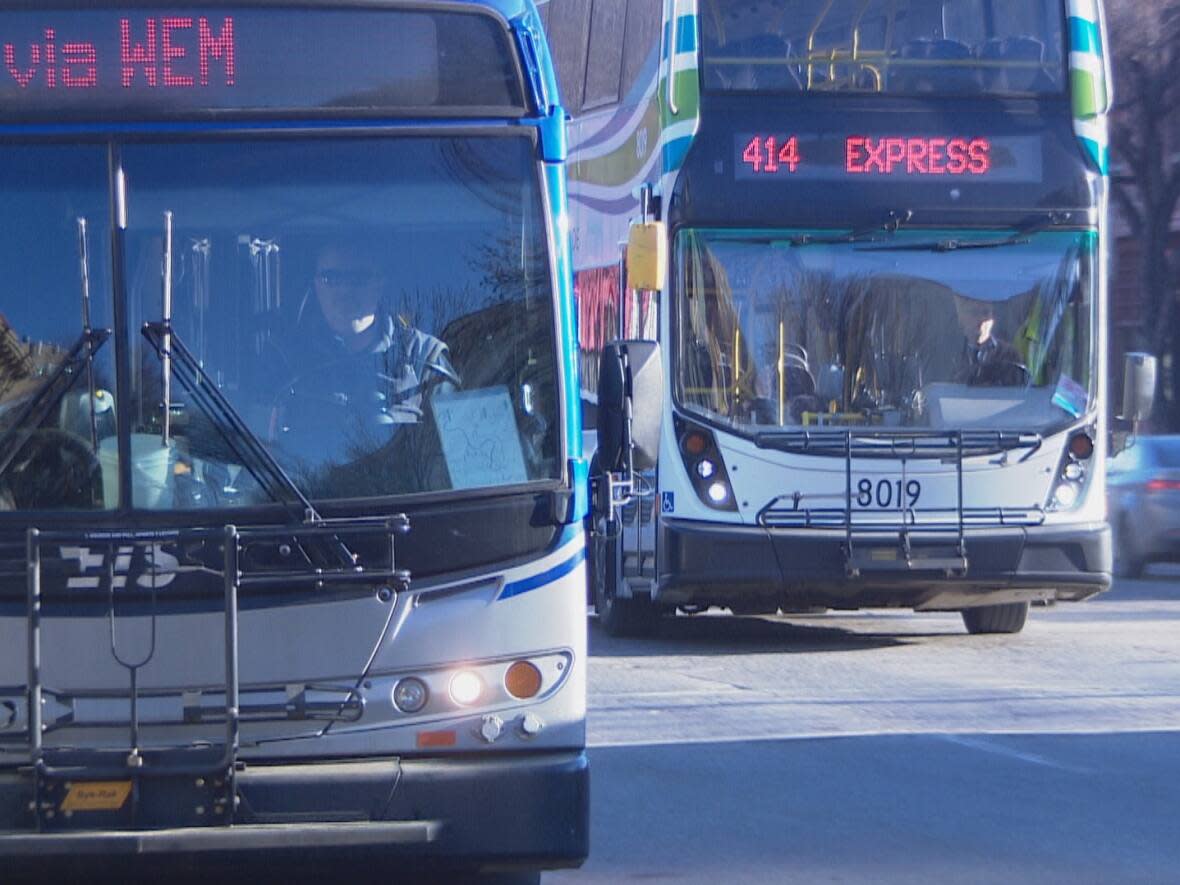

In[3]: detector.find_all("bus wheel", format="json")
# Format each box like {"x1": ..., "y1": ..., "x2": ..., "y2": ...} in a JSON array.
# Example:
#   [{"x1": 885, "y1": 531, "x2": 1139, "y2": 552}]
[
  {"x1": 960, "y1": 601, "x2": 1029, "y2": 635},
  {"x1": 592, "y1": 519, "x2": 659, "y2": 638}
]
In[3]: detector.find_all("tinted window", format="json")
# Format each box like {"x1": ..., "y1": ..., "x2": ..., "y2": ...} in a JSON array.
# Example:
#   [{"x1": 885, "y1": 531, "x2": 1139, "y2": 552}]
[
  {"x1": 118, "y1": 136, "x2": 559, "y2": 508},
  {"x1": 0, "y1": 147, "x2": 117, "y2": 512},
  {"x1": 584, "y1": 0, "x2": 629, "y2": 109},
  {"x1": 547, "y1": 0, "x2": 594, "y2": 113},
  {"x1": 702, "y1": 0, "x2": 1066, "y2": 96}
]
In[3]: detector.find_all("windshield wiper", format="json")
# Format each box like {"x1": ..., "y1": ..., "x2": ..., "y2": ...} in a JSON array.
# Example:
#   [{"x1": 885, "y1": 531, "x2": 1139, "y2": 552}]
[
  {"x1": 784, "y1": 209, "x2": 912, "y2": 247},
  {"x1": 0, "y1": 217, "x2": 111, "y2": 478},
  {"x1": 143, "y1": 213, "x2": 320, "y2": 527},
  {"x1": 855, "y1": 215, "x2": 1063, "y2": 253},
  {"x1": 0, "y1": 327, "x2": 110, "y2": 478}
]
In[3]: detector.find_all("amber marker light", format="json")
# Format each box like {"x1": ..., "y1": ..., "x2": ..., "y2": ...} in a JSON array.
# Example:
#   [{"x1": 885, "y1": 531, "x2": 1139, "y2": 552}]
[{"x1": 504, "y1": 661, "x2": 543, "y2": 700}]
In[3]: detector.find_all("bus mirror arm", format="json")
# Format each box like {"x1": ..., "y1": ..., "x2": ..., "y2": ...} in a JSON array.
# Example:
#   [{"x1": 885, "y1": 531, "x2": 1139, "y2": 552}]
[{"x1": 594, "y1": 340, "x2": 664, "y2": 521}]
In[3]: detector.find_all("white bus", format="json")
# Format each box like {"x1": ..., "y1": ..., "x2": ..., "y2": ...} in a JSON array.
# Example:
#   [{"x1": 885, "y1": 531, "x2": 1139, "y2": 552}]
[
  {"x1": 541, "y1": 0, "x2": 1147, "y2": 636},
  {"x1": 0, "y1": 2, "x2": 586, "y2": 880}
]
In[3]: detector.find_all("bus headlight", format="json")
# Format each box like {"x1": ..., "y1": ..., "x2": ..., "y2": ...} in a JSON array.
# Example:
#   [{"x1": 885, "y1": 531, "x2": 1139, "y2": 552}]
[
  {"x1": 449, "y1": 670, "x2": 484, "y2": 707},
  {"x1": 392, "y1": 677, "x2": 429, "y2": 714},
  {"x1": 707, "y1": 481, "x2": 730, "y2": 504},
  {"x1": 1053, "y1": 482, "x2": 1079, "y2": 509}
]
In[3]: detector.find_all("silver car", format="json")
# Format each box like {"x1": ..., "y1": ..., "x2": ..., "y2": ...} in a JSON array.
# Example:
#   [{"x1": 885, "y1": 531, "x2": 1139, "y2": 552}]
[{"x1": 1107, "y1": 435, "x2": 1180, "y2": 577}]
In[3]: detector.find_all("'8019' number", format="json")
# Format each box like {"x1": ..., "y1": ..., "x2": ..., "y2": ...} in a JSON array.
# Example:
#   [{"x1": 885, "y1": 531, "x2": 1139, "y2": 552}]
[{"x1": 856, "y1": 478, "x2": 921, "y2": 509}]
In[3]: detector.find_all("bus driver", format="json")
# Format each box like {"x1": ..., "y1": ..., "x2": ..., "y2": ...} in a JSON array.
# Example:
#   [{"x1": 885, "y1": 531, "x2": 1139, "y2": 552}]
[{"x1": 269, "y1": 240, "x2": 460, "y2": 467}]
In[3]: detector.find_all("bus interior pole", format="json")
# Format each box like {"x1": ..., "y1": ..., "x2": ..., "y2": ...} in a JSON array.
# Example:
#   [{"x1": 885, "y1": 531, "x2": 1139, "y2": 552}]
[{"x1": 162, "y1": 211, "x2": 173, "y2": 447}]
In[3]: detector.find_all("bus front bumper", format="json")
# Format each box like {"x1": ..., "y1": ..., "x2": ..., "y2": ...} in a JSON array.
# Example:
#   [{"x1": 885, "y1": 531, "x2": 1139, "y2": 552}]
[
  {"x1": 658, "y1": 518, "x2": 1111, "y2": 609},
  {"x1": 0, "y1": 750, "x2": 588, "y2": 875}
]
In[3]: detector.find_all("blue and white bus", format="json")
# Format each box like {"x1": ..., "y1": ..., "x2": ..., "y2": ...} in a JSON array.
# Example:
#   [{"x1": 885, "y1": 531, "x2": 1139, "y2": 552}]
[
  {"x1": 0, "y1": 1, "x2": 586, "y2": 878},
  {"x1": 543, "y1": 0, "x2": 1131, "y2": 637}
]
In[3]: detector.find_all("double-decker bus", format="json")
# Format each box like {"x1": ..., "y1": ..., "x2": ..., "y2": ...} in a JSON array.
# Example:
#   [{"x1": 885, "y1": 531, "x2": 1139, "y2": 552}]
[
  {"x1": 542, "y1": 0, "x2": 1118, "y2": 636},
  {"x1": 0, "y1": 1, "x2": 586, "y2": 879}
]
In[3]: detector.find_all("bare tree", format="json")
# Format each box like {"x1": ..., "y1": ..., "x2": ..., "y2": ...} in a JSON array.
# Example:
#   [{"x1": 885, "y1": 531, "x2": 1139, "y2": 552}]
[{"x1": 1108, "y1": 0, "x2": 1180, "y2": 425}]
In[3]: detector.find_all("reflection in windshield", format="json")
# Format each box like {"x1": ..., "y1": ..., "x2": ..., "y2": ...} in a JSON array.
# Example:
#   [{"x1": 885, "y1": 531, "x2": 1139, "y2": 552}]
[
  {"x1": 0, "y1": 137, "x2": 558, "y2": 513},
  {"x1": 122, "y1": 137, "x2": 558, "y2": 509},
  {"x1": 0, "y1": 147, "x2": 116, "y2": 512},
  {"x1": 701, "y1": 0, "x2": 1065, "y2": 95},
  {"x1": 677, "y1": 230, "x2": 1094, "y2": 433}
]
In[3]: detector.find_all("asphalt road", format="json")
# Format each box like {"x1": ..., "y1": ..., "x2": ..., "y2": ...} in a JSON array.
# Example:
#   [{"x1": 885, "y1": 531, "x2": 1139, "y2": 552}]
[{"x1": 549, "y1": 571, "x2": 1180, "y2": 884}]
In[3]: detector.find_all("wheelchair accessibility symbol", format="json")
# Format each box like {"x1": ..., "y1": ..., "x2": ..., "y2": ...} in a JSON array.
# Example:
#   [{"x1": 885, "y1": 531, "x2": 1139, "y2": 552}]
[{"x1": 661, "y1": 492, "x2": 675, "y2": 514}]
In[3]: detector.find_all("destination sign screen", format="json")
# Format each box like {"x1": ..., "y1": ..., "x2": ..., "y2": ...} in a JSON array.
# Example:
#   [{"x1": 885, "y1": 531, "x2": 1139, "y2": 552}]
[
  {"x1": 0, "y1": 8, "x2": 522, "y2": 120},
  {"x1": 735, "y1": 133, "x2": 1042, "y2": 183}
]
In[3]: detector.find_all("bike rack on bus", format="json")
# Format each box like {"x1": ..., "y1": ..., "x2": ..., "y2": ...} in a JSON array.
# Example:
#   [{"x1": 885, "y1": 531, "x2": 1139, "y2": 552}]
[
  {"x1": 754, "y1": 429, "x2": 1045, "y2": 578},
  {"x1": 4, "y1": 515, "x2": 408, "y2": 832}
]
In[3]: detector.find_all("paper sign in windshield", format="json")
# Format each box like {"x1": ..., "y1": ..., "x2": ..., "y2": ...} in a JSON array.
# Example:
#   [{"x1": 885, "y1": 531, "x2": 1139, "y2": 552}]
[
  {"x1": 433, "y1": 387, "x2": 528, "y2": 490},
  {"x1": 1052, "y1": 374, "x2": 1087, "y2": 418}
]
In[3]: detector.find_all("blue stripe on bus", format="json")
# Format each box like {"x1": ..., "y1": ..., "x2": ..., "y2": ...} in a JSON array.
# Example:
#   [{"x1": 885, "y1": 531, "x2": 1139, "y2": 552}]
[
  {"x1": 499, "y1": 544, "x2": 586, "y2": 600},
  {"x1": 663, "y1": 135, "x2": 693, "y2": 170},
  {"x1": 1068, "y1": 17, "x2": 1101, "y2": 55}
]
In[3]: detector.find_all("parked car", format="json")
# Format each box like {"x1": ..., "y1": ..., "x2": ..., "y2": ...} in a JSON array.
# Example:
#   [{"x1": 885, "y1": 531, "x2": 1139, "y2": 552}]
[{"x1": 1107, "y1": 435, "x2": 1180, "y2": 577}]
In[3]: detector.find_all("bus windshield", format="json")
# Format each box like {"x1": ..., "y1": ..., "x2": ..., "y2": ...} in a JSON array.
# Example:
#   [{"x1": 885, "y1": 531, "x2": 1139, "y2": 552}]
[
  {"x1": 0, "y1": 135, "x2": 560, "y2": 512},
  {"x1": 676, "y1": 229, "x2": 1095, "y2": 434},
  {"x1": 701, "y1": 0, "x2": 1066, "y2": 96}
]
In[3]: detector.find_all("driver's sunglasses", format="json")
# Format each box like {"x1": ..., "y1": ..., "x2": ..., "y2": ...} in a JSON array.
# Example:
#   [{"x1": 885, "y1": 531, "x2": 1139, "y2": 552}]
[{"x1": 317, "y1": 267, "x2": 381, "y2": 288}]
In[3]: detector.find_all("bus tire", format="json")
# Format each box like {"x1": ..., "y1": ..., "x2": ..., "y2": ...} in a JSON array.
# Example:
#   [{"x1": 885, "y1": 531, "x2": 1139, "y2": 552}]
[
  {"x1": 960, "y1": 601, "x2": 1029, "y2": 635},
  {"x1": 592, "y1": 519, "x2": 659, "y2": 638}
]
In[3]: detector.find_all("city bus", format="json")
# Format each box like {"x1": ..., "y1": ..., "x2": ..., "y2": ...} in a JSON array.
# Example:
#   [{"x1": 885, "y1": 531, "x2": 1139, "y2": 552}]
[
  {"x1": 0, "y1": 1, "x2": 587, "y2": 879},
  {"x1": 541, "y1": 0, "x2": 1120, "y2": 636}
]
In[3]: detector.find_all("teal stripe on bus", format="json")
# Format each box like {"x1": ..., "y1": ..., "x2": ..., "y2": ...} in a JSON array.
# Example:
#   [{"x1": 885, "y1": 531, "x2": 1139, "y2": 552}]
[{"x1": 1068, "y1": 17, "x2": 1101, "y2": 55}]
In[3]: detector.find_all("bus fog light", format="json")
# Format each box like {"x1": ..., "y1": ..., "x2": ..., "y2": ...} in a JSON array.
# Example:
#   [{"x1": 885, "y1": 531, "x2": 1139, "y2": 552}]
[
  {"x1": 392, "y1": 677, "x2": 428, "y2": 714},
  {"x1": 449, "y1": 670, "x2": 484, "y2": 707},
  {"x1": 1053, "y1": 483, "x2": 1079, "y2": 509},
  {"x1": 707, "y1": 481, "x2": 730, "y2": 504},
  {"x1": 696, "y1": 459, "x2": 717, "y2": 479},
  {"x1": 505, "y1": 661, "x2": 543, "y2": 699}
]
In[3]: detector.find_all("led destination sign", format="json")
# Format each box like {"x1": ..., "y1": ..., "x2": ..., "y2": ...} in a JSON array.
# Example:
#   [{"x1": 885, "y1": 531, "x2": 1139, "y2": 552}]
[
  {"x1": 0, "y1": 8, "x2": 521, "y2": 119},
  {"x1": 736, "y1": 133, "x2": 1042, "y2": 183}
]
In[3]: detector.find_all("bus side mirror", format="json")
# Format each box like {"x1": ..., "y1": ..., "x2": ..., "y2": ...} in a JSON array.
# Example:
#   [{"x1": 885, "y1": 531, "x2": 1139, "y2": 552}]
[
  {"x1": 1120, "y1": 352, "x2": 1157, "y2": 425},
  {"x1": 596, "y1": 340, "x2": 664, "y2": 474},
  {"x1": 626, "y1": 221, "x2": 667, "y2": 292}
]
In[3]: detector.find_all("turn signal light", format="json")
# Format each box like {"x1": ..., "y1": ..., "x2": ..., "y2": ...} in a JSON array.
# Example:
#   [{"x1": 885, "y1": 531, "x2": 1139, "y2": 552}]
[
  {"x1": 681, "y1": 431, "x2": 709, "y2": 456},
  {"x1": 504, "y1": 661, "x2": 543, "y2": 699}
]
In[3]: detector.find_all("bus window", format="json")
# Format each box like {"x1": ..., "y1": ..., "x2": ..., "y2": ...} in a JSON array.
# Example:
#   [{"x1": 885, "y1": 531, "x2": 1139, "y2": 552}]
[
  {"x1": 0, "y1": 147, "x2": 116, "y2": 512},
  {"x1": 584, "y1": 0, "x2": 629, "y2": 110},
  {"x1": 547, "y1": 0, "x2": 594, "y2": 113},
  {"x1": 701, "y1": 0, "x2": 1065, "y2": 96},
  {"x1": 676, "y1": 229, "x2": 1095, "y2": 433},
  {"x1": 121, "y1": 136, "x2": 560, "y2": 508}
]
